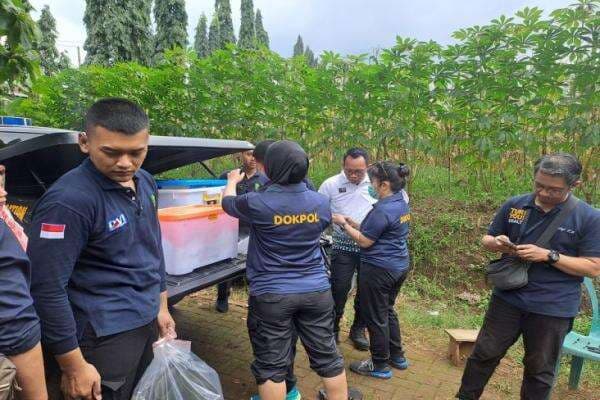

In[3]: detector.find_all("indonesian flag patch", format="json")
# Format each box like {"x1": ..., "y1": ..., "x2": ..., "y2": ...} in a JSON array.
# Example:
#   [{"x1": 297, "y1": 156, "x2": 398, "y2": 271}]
[{"x1": 40, "y1": 223, "x2": 66, "y2": 239}]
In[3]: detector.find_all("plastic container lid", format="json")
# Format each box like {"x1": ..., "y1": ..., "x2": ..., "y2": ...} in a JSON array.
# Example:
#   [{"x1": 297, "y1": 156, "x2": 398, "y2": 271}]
[
  {"x1": 158, "y1": 205, "x2": 224, "y2": 221},
  {"x1": 156, "y1": 179, "x2": 227, "y2": 189}
]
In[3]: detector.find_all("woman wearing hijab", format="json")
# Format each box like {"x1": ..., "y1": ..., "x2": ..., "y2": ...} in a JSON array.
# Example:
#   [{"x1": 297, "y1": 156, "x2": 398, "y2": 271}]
[
  {"x1": 332, "y1": 161, "x2": 411, "y2": 380},
  {"x1": 222, "y1": 140, "x2": 352, "y2": 400}
]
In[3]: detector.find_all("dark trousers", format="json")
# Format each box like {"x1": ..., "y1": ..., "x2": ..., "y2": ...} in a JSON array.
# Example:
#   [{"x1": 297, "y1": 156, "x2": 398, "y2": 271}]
[
  {"x1": 220, "y1": 275, "x2": 298, "y2": 392},
  {"x1": 46, "y1": 321, "x2": 158, "y2": 400},
  {"x1": 217, "y1": 280, "x2": 230, "y2": 301},
  {"x1": 247, "y1": 290, "x2": 344, "y2": 385},
  {"x1": 457, "y1": 295, "x2": 573, "y2": 400},
  {"x1": 330, "y1": 250, "x2": 365, "y2": 333},
  {"x1": 358, "y1": 262, "x2": 407, "y2": 368}
]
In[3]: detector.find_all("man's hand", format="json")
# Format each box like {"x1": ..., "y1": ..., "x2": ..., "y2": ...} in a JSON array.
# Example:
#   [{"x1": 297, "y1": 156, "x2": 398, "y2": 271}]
[
  {"x1": 158, "y1": 291, "x2": 176, "y2": 339},
  {"x1": 227, "y1": 169, "x2": 245, "y2": 184},
  {"x1": 516, "y1": 244, "x2": 551, "y2": 263},
  {"x1": 157, "y1": 308, "x2": 177, "y2": 339},
  {"x1": 60, "y1": 361, "x2": 102, "y2": 400},
  {"x1": 484, "y1": 235, "x2": 517, "y2": 254},
  {"x1": 332, "y1": 213, "x2": 347, "y2": 226}
]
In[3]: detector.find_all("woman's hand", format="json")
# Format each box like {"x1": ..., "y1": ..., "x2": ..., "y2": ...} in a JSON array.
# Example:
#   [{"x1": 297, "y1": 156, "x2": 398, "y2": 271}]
[
  {"x1": 332, "y1": 213, "x2": 347, "y2": 226},
  {"x1": 344, "y1": 216, "x2": 359, "y2": 229}
]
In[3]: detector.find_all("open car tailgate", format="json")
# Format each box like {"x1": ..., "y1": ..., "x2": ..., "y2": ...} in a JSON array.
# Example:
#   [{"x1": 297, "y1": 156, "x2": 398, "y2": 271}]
[{"x1": 0, "y1": 127, "x2": 254, "y2": 198}]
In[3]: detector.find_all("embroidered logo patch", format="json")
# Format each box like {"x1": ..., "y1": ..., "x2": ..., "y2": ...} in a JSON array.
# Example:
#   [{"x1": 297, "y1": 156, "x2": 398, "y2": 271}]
[
  {"x1": 338, "y1": 187, "x2": 347, "y2": 193},
  {"x1": 557, "y1": 227, "x2": 576, "y2": 235},
  {"x1": 40, "y1": 223, "x2": 66, "y2": 239},
  {"x1": 108, "y1": 214, "x2": 128, "y2": 232},
  {"x1": 508, "y1": 208, "x2": 526, "y2": 224}
]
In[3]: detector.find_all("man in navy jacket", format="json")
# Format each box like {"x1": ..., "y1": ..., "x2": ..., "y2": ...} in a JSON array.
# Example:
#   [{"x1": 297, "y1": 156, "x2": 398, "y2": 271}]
[{"x1": 27, "y1": 98, "x2": 176, "y2": 400}]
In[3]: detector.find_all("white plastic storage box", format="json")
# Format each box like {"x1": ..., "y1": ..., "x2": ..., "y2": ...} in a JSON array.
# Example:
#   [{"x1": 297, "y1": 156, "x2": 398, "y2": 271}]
[
  {"x1": 156, "y1": 180, "x2": 226, "y2": 208},
  {"x1": 158, "y1": 205, "x2": 239, "y2": 276}
]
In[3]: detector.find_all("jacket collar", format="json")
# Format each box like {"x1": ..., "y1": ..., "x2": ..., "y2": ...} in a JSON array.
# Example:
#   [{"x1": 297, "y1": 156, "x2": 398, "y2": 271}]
[{"x1": 82, "y1": 158, "x2": 140, "y2": 191}]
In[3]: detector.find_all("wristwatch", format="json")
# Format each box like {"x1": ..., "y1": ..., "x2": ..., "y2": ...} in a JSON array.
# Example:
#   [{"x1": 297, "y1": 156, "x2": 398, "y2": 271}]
[{"x1": 548, "y1": 250, "x2": 560, "y2": 264}]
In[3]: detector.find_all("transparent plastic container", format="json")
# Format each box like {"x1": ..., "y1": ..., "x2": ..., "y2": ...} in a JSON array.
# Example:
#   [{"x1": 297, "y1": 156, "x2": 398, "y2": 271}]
[
  {"x1": 158, "y1": 205, "x2": 239, "y2": 275},
  {"x1": 156, "y1": 180, "x2": 227, "y2": 208}
]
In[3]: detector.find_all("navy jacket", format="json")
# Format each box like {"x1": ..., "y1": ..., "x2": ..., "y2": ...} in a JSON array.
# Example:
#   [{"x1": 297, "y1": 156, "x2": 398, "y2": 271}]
[
  {"x1": 223, "y1": 182, "x2": 331, "y2": 295},
  {"x1": 360, "y1": 191, "x2": 411, "y2": 271},
  {"x1": 489, "y1": 194, "x2": 600, "y2": 317},
  {"x1": 0, "y1": 220, "x2": 40, "y2": 356},
  {"x1": 27, "y1": 158, "x2": 166, "y2": 355}
]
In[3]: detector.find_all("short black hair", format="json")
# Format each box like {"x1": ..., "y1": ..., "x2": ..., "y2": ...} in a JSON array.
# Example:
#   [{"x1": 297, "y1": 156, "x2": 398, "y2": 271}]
[
  {"x1": 343, "y1": 148, "x2": 369, "y2": 164},
  {"x1": 85, "y1": 98, "x2": 149, "y2": 135},
  {"x1": 534, "y1": 153, "x2": 582, "y2": 186},
  {"x1": 254, "y1": 139, "x2": 276, "y2": 163},
  {"x1": 368, "y1": 161, "x2": 410, "y2": 193}
]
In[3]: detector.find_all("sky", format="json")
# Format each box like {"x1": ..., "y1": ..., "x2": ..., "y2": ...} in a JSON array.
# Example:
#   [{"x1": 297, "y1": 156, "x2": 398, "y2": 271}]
[{"x1": 30, "y1": 0, "x2": 575, "y2": 66}]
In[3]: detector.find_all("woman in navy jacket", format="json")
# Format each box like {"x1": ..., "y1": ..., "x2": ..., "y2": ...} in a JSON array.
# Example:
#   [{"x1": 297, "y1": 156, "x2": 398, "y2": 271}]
[
  {"x1": 333, "y1": 161, "x2": 411, "y2": 380},
  {"x1": 223, "y1": 140, "x2": 351, "y2": 400}
]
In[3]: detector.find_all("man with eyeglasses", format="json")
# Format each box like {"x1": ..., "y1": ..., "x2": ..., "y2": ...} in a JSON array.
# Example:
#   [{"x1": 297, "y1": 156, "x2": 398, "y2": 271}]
[
  {"x1": 457, "y1": 153, "x2": 600, "y2": 400},
  {"x1": 318, "y1": 148, "x2": 374, "y2": 350}
]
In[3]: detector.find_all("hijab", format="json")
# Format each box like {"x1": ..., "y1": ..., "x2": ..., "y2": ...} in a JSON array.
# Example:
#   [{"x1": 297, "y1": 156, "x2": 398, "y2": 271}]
[{"x1": 264, "y1": 140, "x2": 309, "y2": 185}]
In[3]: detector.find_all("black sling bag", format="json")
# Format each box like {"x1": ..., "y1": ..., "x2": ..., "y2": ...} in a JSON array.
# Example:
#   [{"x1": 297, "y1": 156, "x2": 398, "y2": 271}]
[{"x1": 486, "y1": 195, "x2": 579, "y2": 290}]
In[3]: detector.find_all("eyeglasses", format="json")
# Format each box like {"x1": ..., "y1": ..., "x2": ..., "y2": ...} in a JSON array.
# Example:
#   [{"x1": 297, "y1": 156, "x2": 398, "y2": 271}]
[
  {"x1": 533, "y1": 180, "x2": 570, "y2": 197},
  {"x1": 343, "y1": 168, "x2": 367, "y2": 177}
]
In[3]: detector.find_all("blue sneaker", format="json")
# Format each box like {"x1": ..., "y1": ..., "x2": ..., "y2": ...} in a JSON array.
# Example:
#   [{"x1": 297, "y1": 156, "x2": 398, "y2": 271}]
[
  {"x1": 390, "y1": 356, "x2": 409, "y2": 370},
  {"x1": 250, "y1": 386, "x2": 301, "y2": 400},
  {"x1": 349, "y1": 359, "x2": 392, "y2": 379}
]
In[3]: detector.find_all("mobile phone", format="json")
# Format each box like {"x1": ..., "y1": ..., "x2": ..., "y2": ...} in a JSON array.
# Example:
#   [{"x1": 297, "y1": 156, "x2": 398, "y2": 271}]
[{"x1": 498, "y1": 236, "x2": 517, "y2": 249}]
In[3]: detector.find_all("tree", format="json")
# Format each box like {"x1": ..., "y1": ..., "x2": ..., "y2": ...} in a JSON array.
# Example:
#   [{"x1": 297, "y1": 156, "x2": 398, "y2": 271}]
[
  {"x1": 305, "y1": 46, "x2": 317, "y2": 67},
  {"x1": 154, "y1": 0, "x2": 188, "y2": 61},
  {"x1": 83, "y1": 0, "x2": 153, "y2": 66},
  {"x1": 255, "y1": 9, "x2": 269, "y2": 48},
  {"x1": 194, "y1": 13, "x2": 209, "y2": 58},
  {"x1": 57, "y1": 51, "x2": 70, "y2": 70},
  {"x1": 208, "y1": 14, "x2": 220, "y2": 54},
  {"x1": 293, "y1": 35, "x2": 304, "y2": 57},
  {"x1": 217, "y1": 0, "x2": 235, "y2": 47},
  {"x1": 0, "y1": 0, "x2": 40, "y2": 92},
  {"x1": 238, "y1": 0, "x2": 255, "y2": 49},
  {"x1": 11, "y1": 2, "x2": 599, "y2": 202},
  {"x1": 37, "y1": 5, "x2": 60, "y2": 75}
]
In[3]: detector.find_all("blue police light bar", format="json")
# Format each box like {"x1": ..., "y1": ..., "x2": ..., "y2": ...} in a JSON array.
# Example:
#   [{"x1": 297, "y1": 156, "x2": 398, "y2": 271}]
[{"x1": 0, "y1": 116, "x2": 32, "y2": 126}]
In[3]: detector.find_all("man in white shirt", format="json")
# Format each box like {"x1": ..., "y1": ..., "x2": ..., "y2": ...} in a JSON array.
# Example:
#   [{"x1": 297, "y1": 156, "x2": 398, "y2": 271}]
[{"x1": 319, "y1": 148, "x2": 374, "y2": 350}]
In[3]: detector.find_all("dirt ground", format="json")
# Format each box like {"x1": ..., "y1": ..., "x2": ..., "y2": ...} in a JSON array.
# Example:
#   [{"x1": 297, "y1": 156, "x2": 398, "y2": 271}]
[{"x1": 170, "y1": 292, "x2": 598, "y2": 400}]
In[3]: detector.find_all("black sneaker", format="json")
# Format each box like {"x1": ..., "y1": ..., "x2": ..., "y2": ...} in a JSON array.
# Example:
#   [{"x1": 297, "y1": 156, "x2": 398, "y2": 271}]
[
  {"x1": 349, "y1": 327, "x2": 369, "y2": 351},
  {"x1": 215, "y1": 297, "x2": 229, "y2": 313},
  {"x1": 317, "y1": 387, "x2": 364, "y2": 400},
  {"x1": 349, "y1": 359, "x2": 392, "y2": 379}
]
